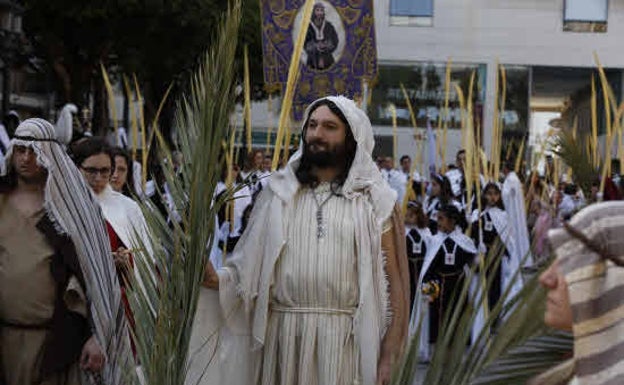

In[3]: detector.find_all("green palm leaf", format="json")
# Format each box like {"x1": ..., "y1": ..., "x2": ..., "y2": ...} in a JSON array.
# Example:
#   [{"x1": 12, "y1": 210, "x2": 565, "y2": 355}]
[
  {"x1": 124, "y1": 2, "x2": 242, "y2": 384},
  {"x1": 393, "y1": 246, "x2": 573, "y2": 385}
]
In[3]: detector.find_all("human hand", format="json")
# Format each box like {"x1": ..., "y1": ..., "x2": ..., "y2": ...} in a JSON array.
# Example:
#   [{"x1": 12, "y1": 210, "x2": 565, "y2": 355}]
[
  {"x1": 80, "y1": 336, "x2": 105, "y2": 372},
  {"x1": 113, "y1": 247, "x2": 131, "y2": 269},
  {"x1": 202, "y1": 261, "x2": 220, "y2": 289}
]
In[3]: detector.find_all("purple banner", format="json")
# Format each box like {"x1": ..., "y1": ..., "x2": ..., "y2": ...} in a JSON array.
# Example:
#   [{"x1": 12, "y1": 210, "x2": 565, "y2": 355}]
[{"x1": 260, "y1": 0, "x2": 378, "y2": 119}]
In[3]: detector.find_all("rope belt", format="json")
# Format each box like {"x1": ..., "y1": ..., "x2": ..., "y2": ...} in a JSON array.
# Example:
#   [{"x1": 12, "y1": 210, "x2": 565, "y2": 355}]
[
  {"x1": 271, "y1": 304, "x2": 357, "y2": 317},
  {"x1": 272, "y1": 303, "x2": 361, "y2": 384}
]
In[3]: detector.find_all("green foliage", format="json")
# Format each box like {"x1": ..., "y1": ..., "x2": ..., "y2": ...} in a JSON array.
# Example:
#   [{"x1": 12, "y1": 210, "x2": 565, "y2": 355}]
[
  {"x1": 124, "y1": 2, "x2": 241, "y2": 384},
  {"x1": 21, "y1": 0, "x2": 264, "y2": 121},
  {"x1": 393, "y1": 247, "x2": 573, "y2": 385}
]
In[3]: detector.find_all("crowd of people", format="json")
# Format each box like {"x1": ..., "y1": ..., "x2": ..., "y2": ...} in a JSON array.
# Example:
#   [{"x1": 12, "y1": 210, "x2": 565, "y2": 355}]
[{"x1": 1, "y1": 95, "x2": 623, "y2": 385}]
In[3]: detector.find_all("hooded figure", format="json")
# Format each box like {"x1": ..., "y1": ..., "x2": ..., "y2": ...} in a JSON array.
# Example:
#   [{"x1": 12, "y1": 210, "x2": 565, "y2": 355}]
[
  {"x1": 502, "y1": 166, "x2": 533, "y2": 267},
  {"x1": 212, "y1": 96, "x2": 409, "y2": 385},
  {"x1": 530, "y1": 202, "x2": 624, "y2": 385},
  {"x1": 0, "y1": 119, "x2": 131, "y2": 385}
]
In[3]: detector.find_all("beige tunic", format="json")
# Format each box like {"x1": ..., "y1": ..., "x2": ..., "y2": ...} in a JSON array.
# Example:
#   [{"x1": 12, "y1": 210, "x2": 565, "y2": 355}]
[
  {"x1": 261, "y1": 183, "x2": 360, "y2": 385},
  {"x1": 0, "y1": 199, "x2": 80, "y2": 385}
]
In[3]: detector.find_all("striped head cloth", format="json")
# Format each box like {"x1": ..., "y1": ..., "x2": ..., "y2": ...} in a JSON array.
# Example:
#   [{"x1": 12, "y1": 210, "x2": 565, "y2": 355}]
[
  {"x1": 1, "y1": 118, "x2": 132, "y2": 384},
  {"x1": 548, "y1": 201, "x2": 624, "y2": 385}
]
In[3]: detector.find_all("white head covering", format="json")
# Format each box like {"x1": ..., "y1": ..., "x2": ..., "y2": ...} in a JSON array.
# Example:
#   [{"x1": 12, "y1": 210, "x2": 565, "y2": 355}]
[
  {"x1": 2, "y1": 118, "x2": 131, "y2": 384},
  {"x1": 279, "y1": 95, "x2": 396, "y2": 219}
]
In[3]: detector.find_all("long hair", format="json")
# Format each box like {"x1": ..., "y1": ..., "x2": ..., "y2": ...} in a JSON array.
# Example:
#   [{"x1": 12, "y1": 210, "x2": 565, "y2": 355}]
[
  {"x1": 110, "y1": 147, "x2": 137, "y2": 197},
  {"x1": 482, "y1": 182, "x2": 505, "y2": 210},
  {"x1": 295, "y1": 99, "x2": 357, "y2": 194},
  {"x1": 432, "y1": 173, "x2": 454, "y2": 205},
  {"x1": 407, "y1": 201, "x2": 428, "y2": 229}
]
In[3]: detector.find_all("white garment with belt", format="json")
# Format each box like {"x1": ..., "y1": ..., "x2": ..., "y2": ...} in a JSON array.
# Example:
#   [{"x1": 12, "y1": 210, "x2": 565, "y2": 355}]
[{"x1": 262, "y1": 183, "x2": 359, "y2": 385}]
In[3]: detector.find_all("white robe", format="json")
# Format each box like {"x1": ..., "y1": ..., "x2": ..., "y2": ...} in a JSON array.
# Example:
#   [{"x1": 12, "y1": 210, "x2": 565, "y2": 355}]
[
  {"x1": 502, "y1": 172, "x2": 533, "y2": 267},
  {"x1": 408, "y1": 228, "x2": 477, "y2": 361},
  {"x1": 470, "y1": 207, "x2": 524, "y2": 344},
  {"x1": 214, "y1": 95, "x2": 397, "y2": 385},
  {"x1": 261, "y1": 183, "x2": 359, "y2": 384},
  {"x1": 95, "y1": 184, "x2": 153, "y2": 264}
]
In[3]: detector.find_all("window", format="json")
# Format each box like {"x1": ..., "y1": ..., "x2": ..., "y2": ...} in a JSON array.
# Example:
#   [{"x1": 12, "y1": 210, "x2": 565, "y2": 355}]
[
  {"x1": 390, "y1": 0, "x2": 433, "y2": 27},
  {"x1": 563, "y1": 0, "x2": 608, "y2": 32}
]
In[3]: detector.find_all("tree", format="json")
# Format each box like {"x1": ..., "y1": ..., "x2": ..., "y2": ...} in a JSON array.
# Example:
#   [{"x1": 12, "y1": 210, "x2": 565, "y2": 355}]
[{"x1": 21, "y1": 0, "x2": 263, "y2": 135}]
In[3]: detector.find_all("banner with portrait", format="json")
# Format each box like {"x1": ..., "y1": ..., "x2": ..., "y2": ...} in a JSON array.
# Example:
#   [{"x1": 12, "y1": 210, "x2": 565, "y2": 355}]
[{"x1": 260, "y1": 0, "x2": 377, "y2": 119}]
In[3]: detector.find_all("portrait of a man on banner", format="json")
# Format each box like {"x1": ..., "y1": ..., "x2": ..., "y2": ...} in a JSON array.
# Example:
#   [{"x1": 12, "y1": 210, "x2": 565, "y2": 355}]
[
  {"x1": 303, "y1": 2, "x2": 341, "y2": 70},
  {"x1": 260, "y1": 0, "x2": 378, "y2": 119}
]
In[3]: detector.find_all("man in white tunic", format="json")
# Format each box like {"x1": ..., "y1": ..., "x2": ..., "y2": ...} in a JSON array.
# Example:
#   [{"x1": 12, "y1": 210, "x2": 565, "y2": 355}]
[{"x1": 206, "y1": 96, "x2": 409, "y2": 385}]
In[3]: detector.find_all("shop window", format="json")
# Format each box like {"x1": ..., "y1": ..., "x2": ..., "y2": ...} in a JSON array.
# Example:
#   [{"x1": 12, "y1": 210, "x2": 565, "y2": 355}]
[
  {"x1": 563, "y1": 0, "x2": 608, "y2": 33},
  {"x1": 390, "y1": 0, "x2": 433, "y2": 27}
]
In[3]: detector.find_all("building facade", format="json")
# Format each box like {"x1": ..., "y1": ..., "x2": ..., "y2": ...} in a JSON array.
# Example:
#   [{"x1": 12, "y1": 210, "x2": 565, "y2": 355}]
[{"x1": 373, "y1": 0, "x2": 623, "y2": 169}]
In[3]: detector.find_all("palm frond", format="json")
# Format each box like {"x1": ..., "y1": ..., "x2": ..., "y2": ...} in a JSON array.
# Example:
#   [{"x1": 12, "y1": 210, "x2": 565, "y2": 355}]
[
  {"x1": 394, "y1": 245, "x2": 573, "y2": 385},
  {"x1": 551, "y1": 130, "x2": 597, "y2": 196},
  {"x1": 125, "y1": 2, "x2": 242, "y2": 384}
]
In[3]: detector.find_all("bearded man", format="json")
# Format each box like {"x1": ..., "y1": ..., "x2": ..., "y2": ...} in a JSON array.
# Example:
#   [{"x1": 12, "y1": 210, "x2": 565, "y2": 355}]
[
  {"x1": 0, "y1": 119, "x2": 130, "y2": 385},
  {"x1": 304, "y1": 3, "x2": 339, "y2": 70},
  {"x1": 206, "y1": 96, "x2": 409, "y2": 385}
]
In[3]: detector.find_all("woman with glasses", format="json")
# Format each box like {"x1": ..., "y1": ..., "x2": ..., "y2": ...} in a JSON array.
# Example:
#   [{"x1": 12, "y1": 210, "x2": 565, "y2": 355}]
[{"x1": 70, "y1": 137, "x2": 152, "y2": 354}]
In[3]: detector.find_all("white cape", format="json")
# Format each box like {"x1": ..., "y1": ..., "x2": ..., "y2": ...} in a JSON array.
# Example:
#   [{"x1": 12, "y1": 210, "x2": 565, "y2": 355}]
[{"x1": 95, "y1": 184, "x2": 153, "y2": 261}]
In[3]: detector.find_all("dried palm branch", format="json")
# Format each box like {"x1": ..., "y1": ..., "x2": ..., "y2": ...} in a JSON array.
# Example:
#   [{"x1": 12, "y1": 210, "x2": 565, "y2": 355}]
[{"x1": 125, "y1": 2, "x2": 242, "y2": 384}]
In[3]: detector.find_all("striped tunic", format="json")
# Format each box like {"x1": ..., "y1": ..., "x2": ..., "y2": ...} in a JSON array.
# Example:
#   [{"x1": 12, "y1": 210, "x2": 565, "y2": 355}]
[{"x1": 261, "y1": 182, "x2": 360, "y2": 385}]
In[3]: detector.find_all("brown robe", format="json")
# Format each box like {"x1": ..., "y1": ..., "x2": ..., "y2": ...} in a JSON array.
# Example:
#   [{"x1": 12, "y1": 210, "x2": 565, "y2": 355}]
[{"x1": 0, "y1": 193, "x2": 91, "y2": 385}]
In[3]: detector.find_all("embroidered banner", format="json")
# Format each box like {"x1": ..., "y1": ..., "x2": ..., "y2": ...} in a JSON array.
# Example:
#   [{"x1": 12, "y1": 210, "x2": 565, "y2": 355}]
[{"x1": 260, "y1": 0, "x2": 378, "y2": 119}]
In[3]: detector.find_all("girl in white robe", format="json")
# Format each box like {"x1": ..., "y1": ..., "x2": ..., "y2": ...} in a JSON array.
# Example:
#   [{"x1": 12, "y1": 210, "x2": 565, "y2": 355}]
[{"x1": 470, "y1": 182, "x2": 523, "y2": 341}]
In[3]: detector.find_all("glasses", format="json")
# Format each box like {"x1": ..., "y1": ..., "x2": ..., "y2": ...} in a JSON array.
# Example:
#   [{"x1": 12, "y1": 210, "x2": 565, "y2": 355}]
[{"x1": 81, "y1": 166, "x2": 112, "y2": 177}]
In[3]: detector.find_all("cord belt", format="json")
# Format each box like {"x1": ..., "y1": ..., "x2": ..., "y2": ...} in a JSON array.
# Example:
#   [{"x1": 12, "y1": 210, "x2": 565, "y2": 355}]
[{"x1": 271, "y1": 304, "x2": 356, "y2": 316}]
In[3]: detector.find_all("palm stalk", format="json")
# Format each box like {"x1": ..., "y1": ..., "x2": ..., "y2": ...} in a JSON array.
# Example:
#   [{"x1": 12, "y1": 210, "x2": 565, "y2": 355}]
[{"x1": 125, "y1": 2, "x2": 242, "y2": 384}]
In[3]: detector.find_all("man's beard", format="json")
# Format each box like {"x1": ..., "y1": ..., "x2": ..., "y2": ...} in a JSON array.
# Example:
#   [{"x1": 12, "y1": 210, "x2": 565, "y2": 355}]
[{"x1": 301, "y1": 140, "x2": 347, "y2": 169}]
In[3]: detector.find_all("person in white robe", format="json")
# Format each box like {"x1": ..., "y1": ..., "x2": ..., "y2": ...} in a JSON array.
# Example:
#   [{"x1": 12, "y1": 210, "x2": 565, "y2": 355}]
[
  {"x1": 398, "y1": 155, "x2": 423, "y2": 205},
  {"x1": 445, "y1": 150, "x2": 466, "y2": 199},
  {"x1": 470, "y1": 182, "x2": 524, "y2": 342},
  {"x1": 409, "y1": 204, "x2": 476, "y2": 362},
  {"x1": 502, "y1": 162, "x2": 533, "y2": 267},
  {"x1": 210, "y1": 169, "x2": 252, "y2": 270},
  {"x1": 205, "y1": 96, "x2": 410, "y2": 385}
]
